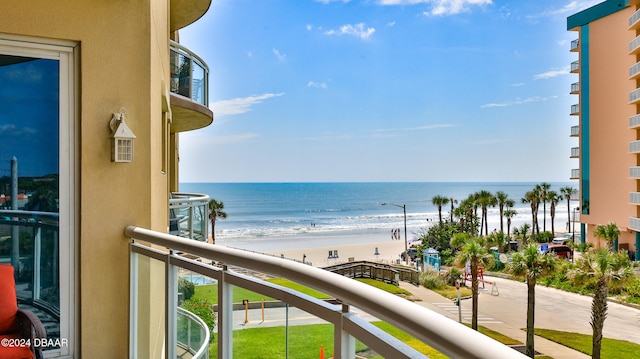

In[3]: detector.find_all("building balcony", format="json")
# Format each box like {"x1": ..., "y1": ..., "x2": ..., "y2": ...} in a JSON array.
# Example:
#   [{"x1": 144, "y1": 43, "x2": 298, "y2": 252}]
[
  {"x1": 631, "y1": 62, "x2": 640, "y2": 80},
  {"x1": 570, "y1": 147, "x2": 580, "y2": 158},
  {"x1": 170, "y1": 0, "x2": 212, "y2": 32},
  {"x1": 571, "y1": 168, "x2": 580, "y2": 180},
  {"x1": 170, "y1": 40, "x2": 213, "y2": 133},
  {"x1": 632, "y1": 88, "x2": 640, "y2": 105},
  {"x1": 570, "y1": 125, "x2": 580, "y2": 137},
  {"x1": 570, "y1": 82, "x2": 580, "y2": 94},
  {"x1": 631, "y1": 140, "x2": 640, "y2": 154},
  {"x1": 570, "y1": 39, "x2": 579, "y2": 52},
  {"x1": 631, "y1": 217, "x2": 640, "y2": 232},
  {"x1": 631, "y1": 114, "x2": 640, "y2": 129},
  {"x1": 169, "y1": 192, "x2": 209, "y2": 241},
  {"x1": 630, "y1": 35, "x2": 640, "y2": 55},
  {"x1": 570, "y1": 104, "x2": 580, "y2": 115},
  {"x1": 631, "y1": 8, "x2": 640, "y2": 29},
  {"x1": 631, "y1": 192, "x2": 640, "y2": 205},
  {"x1": 126, "y1": 226, "x2": 527, "y2": 359},
  {"x1": 570, "y1": 60, "x2": 580, "y2": 73},
  {"x1": 631, "y1": 166, "x2": 640, "y2": 178}
]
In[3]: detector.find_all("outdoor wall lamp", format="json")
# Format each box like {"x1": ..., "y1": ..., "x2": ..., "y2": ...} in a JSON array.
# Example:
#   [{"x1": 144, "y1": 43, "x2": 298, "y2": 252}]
[{"x1": 109, "y1": 107, "x2": 136, "y2": 163}]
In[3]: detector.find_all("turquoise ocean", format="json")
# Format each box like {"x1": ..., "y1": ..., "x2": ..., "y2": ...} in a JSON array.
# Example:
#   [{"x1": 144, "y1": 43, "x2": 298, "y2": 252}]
[{"x1": 180, "y1": 182, "x2": 575, "y2": 251}]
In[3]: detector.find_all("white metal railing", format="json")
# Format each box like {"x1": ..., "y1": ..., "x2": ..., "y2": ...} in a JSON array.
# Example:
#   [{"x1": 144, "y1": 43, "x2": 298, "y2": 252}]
[
  {"x1": 169, "y1": 192, "x2": 209, "y2": 241},
  {"x1": 631, "y1": 217, "x2": 640, "y2": 231},
  {"x1": 126, "y1": 226, "x2": 528, "y2": 359},
  {"x1": 630, "y1": 35, "x2": 640, "y2": 54},
  {"x1": 630, "y1": 192, "x2": 640, "y2": 204},
  {"x1": 630, "y1": 88, "x2": 640, "y2": 103},
  {"x1": 630, "y1": 141, "x2": 640, "y2": 153},
  {"x1": 570, "y1": 147, "x2": 580, "y2": 158},
  {"x1": 571, "y1": 60, "x2": 579, "y2": 72},
  {"x1": 631, "y1": 166, "x2": 640, "y2": 178},
  {"x1": 570, "y1": 82, "x2": 580, "y2": 93},
  {"x1": 631, "y1": 114, "x2": 640, "y2": 128},
  {"x1": 571, "y1": 104, "x2": 580, "y2": 115},
  {"x1": 631, "y1": 8, "x2": 640, "y2": 28},
  {"x1": 177, "y1": 307, "x2": 210, "y2": 359},
  {"x1": 570, "y1": 125, "x2": 580, "y2": 136},
  {"x1": 170, "y1": 40, "x2": 209, "y2": 106},
  {"x1": 571, "y1": 39, "x2": 579, "y2": 51},
  {"x1": 571, "y1": 168, "x2": 580, "y2": 179},
  {"x1": 631, "y1": 62, "x2": 640, "y2": 79}
]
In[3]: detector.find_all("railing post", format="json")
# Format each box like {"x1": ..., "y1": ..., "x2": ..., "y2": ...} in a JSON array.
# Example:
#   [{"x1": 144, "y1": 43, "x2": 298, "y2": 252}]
[
  {"x1": 335, "y1": 304, "x2": 355, "y2": 359},
  {"x1": 218, "y1": 266, "x2": 233, "y2": 359},
  {"x1": 129, "y1": 247, "x2": 138, "y2": 359},
  {"x1": 33, "y1": 226, "x2": 41, "y2": 301},
  {"x1": 166, "y1": 254, "x2": 178, "y2": 359}
]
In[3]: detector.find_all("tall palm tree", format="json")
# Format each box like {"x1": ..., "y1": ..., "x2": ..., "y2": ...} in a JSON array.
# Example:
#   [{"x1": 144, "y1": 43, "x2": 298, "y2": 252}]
[
  {"x1": 452, "y1": 233, "x2": 493, "y2": 331},
  {"x1": 522, "y1": 188, "x2": 541, "y2": 236},
  {"x1": 508, "y1": 244, "x2": 557, "y2": 358},
  {"x1": 594, "y1": 222, "x2": 620, "y2": 251},
  {"x1": 548, "y1": 191, "x2": 559, "y2": 236},
  {"x1": 504, "y1": 208, "x2": 517, "y2": 238},
  {"x1": 449, "y1": 197, "x2": 458, "y2": 223},
  {"x1": 208, "y1": 198, "x2": 228, "y2": 244},
  {"x1": 495, "y1": 191, "x2": 513, "y2": 234},
  {"x1": 476, "y1": 190, "x2": 495, "y2": 237},
  {"x1": 560, "y1": 186, "x2": 577, "y2": 232},
  {"x1": 572, "y1": 249, "x2": 633, "y2": 359},
  {"x1": 431, "y1": 195, "x2": 449, "y2": 224},
  {"x1": 538, "y1": 182, "x2": 551, "y2": 233}
]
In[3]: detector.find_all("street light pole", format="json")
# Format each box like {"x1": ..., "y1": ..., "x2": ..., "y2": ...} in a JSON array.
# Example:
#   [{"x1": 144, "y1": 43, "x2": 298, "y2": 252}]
[{"x1": 382, "y1": 202, "x2": 408, "y2": 265}]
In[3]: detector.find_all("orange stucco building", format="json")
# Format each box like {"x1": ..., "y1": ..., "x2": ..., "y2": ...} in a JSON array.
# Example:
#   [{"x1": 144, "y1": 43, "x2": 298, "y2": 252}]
[{"x1": 568, "y1": 0, "x2": 640, "y2": 258}]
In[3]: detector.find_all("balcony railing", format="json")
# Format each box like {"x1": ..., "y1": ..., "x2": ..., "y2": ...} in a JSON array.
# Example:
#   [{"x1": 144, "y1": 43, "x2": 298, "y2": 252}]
[
  {"x1": 631, "y1": 114, "x2": 640, "y2": 128},
  {"x1": 170, "y1": 40, "x2": 209, "y2": 107},
  {"x1": 570, "y1": 125, "x2": 580, "y2": 137},
  {"x1": 631, "y1": 8, "x2": 640, "y2": 29},
  {"x1": 571, "y1": 39, "x2": 579, "y2": 51},
  {"x1": 631, "y1": 141, "x2": 640, "y2": 153},
  {"x1": 177, "y1": 307, "x2": 210, "y2": 359},
  {"x1": 570, "y1": 82, "x2": 580, "y2": 94},
  {"x1": 126, "y1": 226, "x2": 527, "y2": 359},
  {"x1": 570, "y1": 60, "x2": 579, "y2": 73},
  {"x1": 631, "y1": 166, "x2": 640, "y2": 178},
  {"x1": 571, "y1": 168, "x2": 580, "y2": 179},
  {"x1": 570, "y1": 104, "x2": 580, "y2": 115},
  {"x1": 630, "y1": 35, "x2": 640, "y2": 54},
  {"x1": 570, "y1": 147, "x2": 580, "y2": 158},
  {"x1": 630, "y1": 88, "x2": 640, "y2": 104},
  {"x1": 630, "y1": 192, "x2": 640, "y2": 205},
  {"x1": 170, "y1": 192, "x2": 209, "y2": 241},
  {"x1": 631, "y1": 217, "x2": 640, "y2": 232}
]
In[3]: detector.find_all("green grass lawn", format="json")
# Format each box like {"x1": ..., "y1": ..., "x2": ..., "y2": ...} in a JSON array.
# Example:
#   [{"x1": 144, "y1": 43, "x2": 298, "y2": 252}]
[
  {"x1": 433, "y1": 286, "x2": 472, "y2": 299},
  {"x1": 354, "y1": 278, "x2": 413, "y2": 295},
  {"x1": 191, "y1": 278, "x2": 332, "y2": 304},
  {"x1": 534, "y1": 328, "x2": 640, "y2": 358}
]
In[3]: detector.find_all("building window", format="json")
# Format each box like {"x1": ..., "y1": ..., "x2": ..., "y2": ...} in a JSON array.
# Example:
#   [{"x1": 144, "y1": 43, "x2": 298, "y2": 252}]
[{"x1": 0, "y1": 36, "x2": 77, "y2": 358}]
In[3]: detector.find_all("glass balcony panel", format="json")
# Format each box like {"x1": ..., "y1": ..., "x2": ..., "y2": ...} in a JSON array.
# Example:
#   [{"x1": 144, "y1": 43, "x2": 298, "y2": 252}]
[
  {"x1": 169, "y1": 41, "x2": 209, "y2": 107},
  {"x1": 570, "y1": 60, "x2": 579, "y2": 72},
  {"x1": 570, "y1": 82, "x2": 580, "y2": 93},
  {"x1": 134, "y1": 254, "x2": 166, "y2": 359},
  {"x1": 630, "y1": 88, "x2": 640, "y2": 103},
  {"x1": 631, "y1": 166, "x2": 640, "y2": 178},
  {"x1": 570, "y1": 104, "x2": 579, "y2": 115},
  {"x1": 630, "y1": 114, "x2": 640, "y2": 128},
  {"x1": 178, "y1": 270, "x2": 215, "y2": 358},
  {"x1": 630, "y1": 35, "x2": 640, "y2": 54},
  {"x1": 192, "y1": 62, "x2": 206, "y2": 106},
  {"x1": 631, "y1": 8, "x2": 640, "y2": 28},
  {"x1": 571, "y1": 39, "x2": 579, "y2": 51},
  {"x1": 570, "y1": 125, "x2": 579, "y2": 136},
  {"x1": 170, "y1": 192, "x2": 210, "y2": 241}
]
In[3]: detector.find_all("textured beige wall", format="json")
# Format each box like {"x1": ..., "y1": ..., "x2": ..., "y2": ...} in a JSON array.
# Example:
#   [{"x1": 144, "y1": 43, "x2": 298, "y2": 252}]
[{"x1": 0, "y1": 0, "x2": 171, "y2": 356}]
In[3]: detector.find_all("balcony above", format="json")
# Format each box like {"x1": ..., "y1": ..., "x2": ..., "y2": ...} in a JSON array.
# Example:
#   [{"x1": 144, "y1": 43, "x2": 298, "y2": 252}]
[
  {"x1": 170, "y1": 0, "x2": 212, "y2": 32},
  {"x1": 570, "y1": 125, "x2": 580, "y2": 137},
  {"x1": 570, "y1": 39, "x2": 579, "y2": 52},
  {"x1": 570, "y1": 104, "x2": 580, "y2": 116},
  {"x1": 169, "y1": 192, "x2": 210, "y2": 241},
  {"x1": 631, "y1": 8, "x2": 640, "y2": 30},
  {"x1": 570, "y1": 82, "x2": 580, "y2": 94},
  {"x1": 570, "y1": 147, "x2": 580, "y2": 158},
  {"x1": 170, "y1": 40, "x2": 213, "y2": 133}
]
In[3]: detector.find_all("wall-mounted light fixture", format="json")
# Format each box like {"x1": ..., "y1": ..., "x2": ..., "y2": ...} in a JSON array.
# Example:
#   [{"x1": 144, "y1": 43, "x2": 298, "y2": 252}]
[{"x1": 109, "y1": 107, "x2": 136, "y2": 163}]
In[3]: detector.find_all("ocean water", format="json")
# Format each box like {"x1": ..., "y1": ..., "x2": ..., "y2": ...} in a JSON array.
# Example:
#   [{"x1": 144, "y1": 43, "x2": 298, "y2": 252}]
[{"x1": 180, "y1": 182, "x2": 577, "y2": 250}]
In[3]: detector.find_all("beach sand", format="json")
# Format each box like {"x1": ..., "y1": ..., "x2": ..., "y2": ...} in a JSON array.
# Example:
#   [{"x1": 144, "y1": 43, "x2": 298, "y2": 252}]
[{"x1": 263, "y1": 239, "x2": 411, "y2": 267}]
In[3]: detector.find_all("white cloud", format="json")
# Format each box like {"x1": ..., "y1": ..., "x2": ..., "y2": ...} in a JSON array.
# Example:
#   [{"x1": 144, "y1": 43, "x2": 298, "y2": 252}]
[
  {"x1": 534, "y1": 66, "x2": 570, "y2": 80},
  {"x1": 210, "y1": 93, "x2": 285, "y2": 116},
  {"x1": 307, "y1": 81, "x2": 328, "y2": 89},
  {"x1": 325, "y1": 23, "x2": 375, "y2": 39},
  {"x1": 272, "y1": 48, "x2": 287, "y2": 61},
  {"x1": 481, "y1": 95, "x2": 559, "y2": 108},
  {"x1": 540, "y1": 1, "x2": 602, "y2": 17},
  {"x1": 315, "y1": 0, "x2": 351, "y2": 3},
  {"x1": 387, "y1": 21, "x2": 397, "y2": 27},
  {"x1": 377, "y1": 0, "x2": 492, "y2": 16}
]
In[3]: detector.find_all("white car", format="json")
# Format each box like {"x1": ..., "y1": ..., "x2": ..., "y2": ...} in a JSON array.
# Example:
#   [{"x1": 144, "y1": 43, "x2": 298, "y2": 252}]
[{"x1": 552, "y1": 233, "x2": 575, "y2": 245}]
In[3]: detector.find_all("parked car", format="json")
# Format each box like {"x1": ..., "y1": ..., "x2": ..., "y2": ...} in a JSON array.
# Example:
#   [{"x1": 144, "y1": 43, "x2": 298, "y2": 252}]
[
  {"x1": 540, "y1": 244, "x2": 573, "y2": 260},
  {"x1": 552, "y1": 233, "x2": 575, "y2": 245},
  {"x1": 400, "y1": 248, "x2": 418, "y2": 261}
]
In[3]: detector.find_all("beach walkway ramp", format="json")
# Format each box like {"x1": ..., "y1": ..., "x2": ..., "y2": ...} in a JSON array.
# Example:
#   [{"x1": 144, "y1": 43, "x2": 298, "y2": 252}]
[{"x1": 323, "y1": 260, "x2": 420, "y2": 286}]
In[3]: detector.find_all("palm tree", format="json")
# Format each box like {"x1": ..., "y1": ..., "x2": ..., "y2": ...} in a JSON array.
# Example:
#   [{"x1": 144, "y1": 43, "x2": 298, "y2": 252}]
[
  {"x1": 449, "y1": 197, "x2": 458, "y2": 223},
  {"x1": 522, "y1": 189, "x2": 540, "y2": 236},
  {"x1": 452, "y1": 233, "x2": 493, "y2": 331},
  {"x1": 572, "y1": 249, "x2": 633, "y2": 359},
  {"x1": 431, "y1": 195, "x2": 449, "y2": 225},
  {"x1": 495, "y1": 191, "x2": 513, "y2": 234},
  {"x1": 594, "y1": 222, "x2": 620, "y2": 251},
  {"x1": 208, "y1": 198, "x2": 228, "y2": 244},
  {"x1": 504, "y1": 208, "x2": 517, "y2": 238},
  {"x1": 538, "y1": 182, "x2": 551, "y2": 233},
  {"x1": 560, "y1": 186, "x2": 577, "y2": 232},
  {"x1": 476, "y1": 190, "x2": 495, "y2": 237},
  {"x1": 548, "y1": 191, "x2": 559, "y2": 236},
  {"x1": 508, "y1": 244, "x2": 557, "y2": 358},
  {"x1": 513, "y1": 223, "x2": 531, "y2": 247}
]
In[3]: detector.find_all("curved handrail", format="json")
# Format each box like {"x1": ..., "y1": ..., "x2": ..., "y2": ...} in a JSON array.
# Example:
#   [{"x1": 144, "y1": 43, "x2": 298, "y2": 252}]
[
  {"x1": 177, "y1": 307, "x2": 210, "y2": 359},
  {"x1": 125, "y1": 225, "x2": 528, "y2": 359}
]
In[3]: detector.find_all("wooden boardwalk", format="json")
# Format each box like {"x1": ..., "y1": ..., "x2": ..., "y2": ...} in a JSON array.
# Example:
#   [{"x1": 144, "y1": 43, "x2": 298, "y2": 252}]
[{"x1": 323, "y1": 260, "x2": 420, "y2": 286}]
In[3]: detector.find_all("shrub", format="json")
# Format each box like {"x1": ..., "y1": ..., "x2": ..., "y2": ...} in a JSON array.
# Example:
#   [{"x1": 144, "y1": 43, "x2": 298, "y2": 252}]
[
  {"x1": 534, "y1": 231, "x2": 553, "y2": 243},
  {"x1": 420, "y1": 270, "x2": 448, "y2": 290},
  {"x1": 178, "y1": 277, "x2": 195, "y2": 301},
  {"x1": 180, "y1": 298, "x2": 216, "y2": 340},
  {"x1": 443, "y1": 267, "x2": 463, "y2": 286}
]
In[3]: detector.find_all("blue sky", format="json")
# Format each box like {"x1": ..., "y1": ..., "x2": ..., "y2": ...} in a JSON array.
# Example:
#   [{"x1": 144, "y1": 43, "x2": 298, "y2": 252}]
[{"x1": 179, "y1": 0, "x2": 599, "y2": 183}]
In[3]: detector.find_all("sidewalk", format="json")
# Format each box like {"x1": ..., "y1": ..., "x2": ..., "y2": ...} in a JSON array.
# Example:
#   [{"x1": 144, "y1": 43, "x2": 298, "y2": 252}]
[{"x1": 398, "y1": 282, "x2": 591, "y2": 359}]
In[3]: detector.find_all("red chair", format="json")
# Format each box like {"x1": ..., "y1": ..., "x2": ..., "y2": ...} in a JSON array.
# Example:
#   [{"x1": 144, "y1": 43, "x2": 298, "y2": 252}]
[{"x1": 0, "y1": 264, "x2": 46, "y2": 359}]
